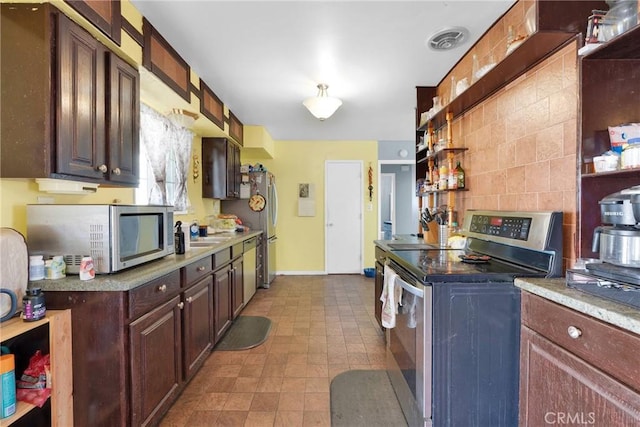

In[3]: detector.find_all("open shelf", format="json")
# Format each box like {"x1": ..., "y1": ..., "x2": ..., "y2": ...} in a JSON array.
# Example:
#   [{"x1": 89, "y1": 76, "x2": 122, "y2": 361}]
[
  {"x1": 581, "y1": 24, "x2": 640, "y2": 60},
  {"x1": 418, "y1": 31, "x2": 578, "y2": 131},
  {"x1": 417, "y1": 147, "x2": 468, "y2": 164}
]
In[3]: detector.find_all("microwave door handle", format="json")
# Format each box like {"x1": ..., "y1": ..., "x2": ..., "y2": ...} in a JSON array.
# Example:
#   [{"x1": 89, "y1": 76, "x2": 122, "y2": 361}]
[{"x1": 395, "y1": 276, "x2": 424, "y2": 299}]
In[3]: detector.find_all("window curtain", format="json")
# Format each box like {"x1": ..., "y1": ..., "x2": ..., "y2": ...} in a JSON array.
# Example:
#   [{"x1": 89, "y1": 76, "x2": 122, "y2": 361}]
[{"x1": 140, "y1": 104, "x2": 193, "y2": 211}]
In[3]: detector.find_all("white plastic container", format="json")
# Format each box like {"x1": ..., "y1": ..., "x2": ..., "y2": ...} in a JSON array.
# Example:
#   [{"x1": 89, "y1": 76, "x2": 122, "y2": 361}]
[
  {"x1": 593, "y1": 155, "x2": 619, "y2": 172},
  {"x1": 29, "y1": 256, "x2": 44, "y2": 281}
]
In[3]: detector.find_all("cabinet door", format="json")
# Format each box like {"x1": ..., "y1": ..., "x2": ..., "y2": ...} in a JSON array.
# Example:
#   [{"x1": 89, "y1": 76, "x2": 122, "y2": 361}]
[
  {"x1": 183, "y1": 276, "x2": 214, "y2": 380},
  {"x1": 130, "y1": 296, "x2": 182, "y2": 427},
  {"x1": 226, "y1": 142, "x2": 241, "y2": 198},
  {"x1": 106, "y1": 53, "x2": 139, "y2": 185},
  {"x1": 519, "y1": 326, "x2": 640, "y2": 427},
  {"x1": 213, "y1": 264, "x2": 232, "y2": 342},
  {"x1": 374, "y1": 261, "x2": 383, "y2": 328},
  {"x1": 202, "y1": 137, "x2": 227, "y2": 199},
  {"x1": 231, "y1": 257, "x2": 244, "y2": 319},
  {"x1": 64, "y1": 0, "x2": 121, "y2": 45},
  {"x1": 57, "y1": 13, "x2": 107, "y2": 181}
]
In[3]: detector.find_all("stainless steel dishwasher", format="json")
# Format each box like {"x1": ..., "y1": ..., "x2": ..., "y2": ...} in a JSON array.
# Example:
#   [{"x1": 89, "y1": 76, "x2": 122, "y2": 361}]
[{"x1": 243, "y1": 237, "x2": 257, "y2": 304}]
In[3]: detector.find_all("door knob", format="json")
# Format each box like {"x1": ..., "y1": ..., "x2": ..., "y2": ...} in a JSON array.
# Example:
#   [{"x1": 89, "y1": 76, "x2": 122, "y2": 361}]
[
  {"x1": 112, "y1": 167, "x2": 121, "y2": 176},
  {"x1": 97, "y1": 164, "x2": 108, "y2": 173}
]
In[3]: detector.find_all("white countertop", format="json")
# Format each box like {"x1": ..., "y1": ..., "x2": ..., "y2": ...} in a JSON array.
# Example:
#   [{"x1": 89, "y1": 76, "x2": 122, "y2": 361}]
[{"x1": 515, "y1": 277, "x2": 640, "y2": 335}]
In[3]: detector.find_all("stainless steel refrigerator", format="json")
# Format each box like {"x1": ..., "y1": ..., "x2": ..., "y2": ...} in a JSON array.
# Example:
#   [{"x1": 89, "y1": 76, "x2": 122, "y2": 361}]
[{"x1": 221, "y1": 171, "x2": 277, "y2": 287}]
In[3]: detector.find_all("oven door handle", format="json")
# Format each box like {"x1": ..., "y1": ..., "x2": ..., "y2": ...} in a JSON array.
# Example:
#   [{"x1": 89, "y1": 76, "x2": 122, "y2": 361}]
[{"x1": 395, "y1": 276, "x2": 424, "y2": 299}]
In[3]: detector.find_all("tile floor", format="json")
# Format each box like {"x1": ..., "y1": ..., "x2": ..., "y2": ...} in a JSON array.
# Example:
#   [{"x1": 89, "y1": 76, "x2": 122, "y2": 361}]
[{"x1": 159, "y1": 274, "x2": 386, "y2": 427}]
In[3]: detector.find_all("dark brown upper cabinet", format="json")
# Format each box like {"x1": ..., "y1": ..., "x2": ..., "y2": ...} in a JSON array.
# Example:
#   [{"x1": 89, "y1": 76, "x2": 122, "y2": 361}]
[
  {"x1": 64, "y1": 0, "x2": 122, "y2": 45},
  {"x1": 418, "y1": 0, "x2": 606, "y2": 132},
  {"x1": 142, "y1": 18, "x2": 191, "y2": 103},
  {"x1": 1, "y1": 3, "x2": 140, "y2": 186},
  {"x1": 200, "y1": 80, "x2": 225, "y2": 130},
  {"x1": 202, "y1": 137, "x2": 241, "y2": 200},
  {"x1": 229, "y1": 110, "x2": 244, "y2": 146}
]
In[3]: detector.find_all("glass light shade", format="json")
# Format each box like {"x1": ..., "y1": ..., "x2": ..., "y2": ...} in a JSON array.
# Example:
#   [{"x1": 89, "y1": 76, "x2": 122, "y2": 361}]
[
  {"x1": 303, "y1": 84, "x2": 342, "y2": 121},
  {"x1": 167, "y1": 109, "x2": 198, "y2": 129}
]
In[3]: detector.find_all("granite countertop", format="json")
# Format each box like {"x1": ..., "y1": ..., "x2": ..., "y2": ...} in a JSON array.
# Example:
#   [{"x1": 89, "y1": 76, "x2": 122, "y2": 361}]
[
  {"x1": 30, "y1": 231, "x2": 262, "y2": 292},
  {"x1": 515, "y1": 277, "x2": 640, "y2": 336}
]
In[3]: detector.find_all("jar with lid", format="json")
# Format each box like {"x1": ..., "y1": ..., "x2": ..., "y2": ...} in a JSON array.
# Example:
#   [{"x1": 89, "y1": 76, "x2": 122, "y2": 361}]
[
  {"x1": 29, "y1": 256, "x2": 44, "y2": 281},
  {"x1": 22, "y1": 287, "x2": 46, "y2": 322}
]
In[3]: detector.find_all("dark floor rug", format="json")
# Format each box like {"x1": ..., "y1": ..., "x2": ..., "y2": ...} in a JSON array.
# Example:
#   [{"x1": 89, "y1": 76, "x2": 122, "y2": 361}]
[
  {"x1": 330, "y1": 369, "x2": 408, "y2": 427},
  {"x1": 213, "y1": 316, "x2": 272, "y2": 351}
]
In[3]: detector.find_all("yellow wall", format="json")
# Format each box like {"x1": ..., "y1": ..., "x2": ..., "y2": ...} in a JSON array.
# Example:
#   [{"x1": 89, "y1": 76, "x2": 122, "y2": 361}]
[{"x1": 242, "y1": 140, "x2": 379, "y2": 273}]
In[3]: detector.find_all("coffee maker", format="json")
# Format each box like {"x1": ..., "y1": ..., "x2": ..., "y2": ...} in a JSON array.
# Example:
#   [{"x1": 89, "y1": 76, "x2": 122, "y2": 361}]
[{"x1": 591, "y1": 186, "x2": 640, "y2": 268}]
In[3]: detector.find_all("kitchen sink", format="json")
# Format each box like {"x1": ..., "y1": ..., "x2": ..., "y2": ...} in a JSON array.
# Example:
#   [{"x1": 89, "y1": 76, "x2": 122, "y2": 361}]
[
  {"x1": 385, "y1": 242, "x2": 439, "y2": 250},
  {"x1": 189, "y1": 235, "x2": 234, "y2": 247}
]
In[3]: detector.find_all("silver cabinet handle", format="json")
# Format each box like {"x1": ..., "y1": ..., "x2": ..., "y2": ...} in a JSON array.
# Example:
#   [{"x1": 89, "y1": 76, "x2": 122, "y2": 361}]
[
  {"x1": 178, "y1": 302, "x2": 184, "y2": 310},
  {"x1": 197, "y1": 266, "x2": 205, "y2": 272},
  {"x1": 98, "y1": 164, "x2": 108, "y2": 173},
  {"x1": 112, "y1": 167, "x2": 121, "y2": 175},
  {"x1": 567, "y1": 326, "x2": 582, "y2": 339},
  {"x1": 186, "y1": 296, "x2": 193, "y2": 304},
  {"x1": 158, "y1": 284, "x2": 167, "y2": 292}
]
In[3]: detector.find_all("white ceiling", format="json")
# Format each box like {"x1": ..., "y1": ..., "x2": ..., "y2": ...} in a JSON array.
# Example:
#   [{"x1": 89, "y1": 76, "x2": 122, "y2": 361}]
[{"x1": 131, "y1": 0, "x2": 516, "y2": 142}]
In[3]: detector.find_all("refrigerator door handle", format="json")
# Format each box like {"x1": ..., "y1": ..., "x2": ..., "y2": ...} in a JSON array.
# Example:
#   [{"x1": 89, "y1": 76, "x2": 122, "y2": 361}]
[{"x1": 271, "y1": 179, "x2": 278, "y2": 227}]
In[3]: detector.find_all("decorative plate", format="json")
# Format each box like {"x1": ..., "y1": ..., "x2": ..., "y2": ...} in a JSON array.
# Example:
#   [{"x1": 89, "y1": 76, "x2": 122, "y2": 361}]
[{"x1": 248, "y1": 194, "x2": 266, "y2": 212}]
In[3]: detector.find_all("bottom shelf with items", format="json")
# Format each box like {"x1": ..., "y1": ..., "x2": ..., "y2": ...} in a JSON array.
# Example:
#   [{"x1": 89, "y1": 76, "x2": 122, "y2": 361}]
[{"x1": 0, "y1": 310, "x2": 73, "y2": 427}]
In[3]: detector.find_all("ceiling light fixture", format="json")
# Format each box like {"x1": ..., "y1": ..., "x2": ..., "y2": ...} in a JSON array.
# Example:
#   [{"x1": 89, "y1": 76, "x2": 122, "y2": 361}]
[
  {"x1": 426, "y1": 27, "x2": 469, "y2": 51},
  {"x1": 167, "y1": 109, "x2": 199, "y2": 129},
  {"x1": 303, "y1": 83, "x2": 342, "y2": 121}
]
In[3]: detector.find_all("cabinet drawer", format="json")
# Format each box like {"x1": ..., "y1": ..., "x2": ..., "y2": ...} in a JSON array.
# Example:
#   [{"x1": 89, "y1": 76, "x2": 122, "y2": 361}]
[
  {"x1": 213, "y1": 248, "x2": 231, "y2": 269},
  {"x1": 231, "y1": 242, "x2": 243, "y2": 259},
  {"x1": 182, "y1": 257, "x2": 212, "y2": 287},
  {"x1": 522, "y1": 292, "x2": 640, "y2": 391},
  {"x1": 129, "y1": 270, "x2": 181, "y2": 319}
]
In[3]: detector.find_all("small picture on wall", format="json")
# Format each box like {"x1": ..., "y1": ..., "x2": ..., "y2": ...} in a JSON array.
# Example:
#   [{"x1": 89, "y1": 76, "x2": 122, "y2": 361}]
[{"x1": 299, "y1": 183, "x2": 310, "y2": 198}]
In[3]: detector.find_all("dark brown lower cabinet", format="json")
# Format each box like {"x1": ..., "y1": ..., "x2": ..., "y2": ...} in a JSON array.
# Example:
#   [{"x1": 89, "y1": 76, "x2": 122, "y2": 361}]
[
  {"x1": 231, "y1": 257, "x2": 244, "y2": 319},
  {"x1": 519, "y1": 292, "x2": 640, "y2": 426},
  {"x1": 182, "y1": 275, "x2": 214, "y2": 380},
  {"x1": 374, "y1": 260, "x2": 383, "y2": 327},
  {"x1": 214, "y1": 264, "x2": 232, "y2": 343},
  {"x1": 130, "y1": 296, "x2": 182, "y2": 427}
]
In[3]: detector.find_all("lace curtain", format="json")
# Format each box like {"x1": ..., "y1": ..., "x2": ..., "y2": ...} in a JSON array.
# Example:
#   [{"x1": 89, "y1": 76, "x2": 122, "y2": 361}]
[{"x1": 140, "y1": 104, "x2": 193, "y2": 211}]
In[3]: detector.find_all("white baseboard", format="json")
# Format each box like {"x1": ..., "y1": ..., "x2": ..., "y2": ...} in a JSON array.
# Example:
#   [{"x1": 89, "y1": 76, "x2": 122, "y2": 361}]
[{"x1": 276, "y1": 271, "x2": 327, "y2": 276}]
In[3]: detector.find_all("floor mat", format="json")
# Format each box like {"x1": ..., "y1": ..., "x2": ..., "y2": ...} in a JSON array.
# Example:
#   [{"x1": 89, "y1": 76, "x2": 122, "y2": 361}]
[
  {"x1": 330, "y1": 369, "x2": 408, "y2": 427},
  {"x1": 213, "y1": 315, "x2": 272, "y2": 351}
]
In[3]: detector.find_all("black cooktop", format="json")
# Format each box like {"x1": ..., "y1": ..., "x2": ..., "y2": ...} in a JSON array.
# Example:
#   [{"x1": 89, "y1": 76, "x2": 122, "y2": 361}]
[{"x1": 388, "y1": 248, "x2": 544, "y2": 284}]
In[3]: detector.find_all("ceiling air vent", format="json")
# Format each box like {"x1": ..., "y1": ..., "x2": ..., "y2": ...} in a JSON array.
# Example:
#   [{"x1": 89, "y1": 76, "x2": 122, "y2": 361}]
[{"x1": 426, "y1": 27, "x2": 469, "y2": 51}]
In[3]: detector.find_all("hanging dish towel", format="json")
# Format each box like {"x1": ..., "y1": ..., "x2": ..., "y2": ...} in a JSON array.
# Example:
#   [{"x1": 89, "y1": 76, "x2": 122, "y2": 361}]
[{"x1": 380, "y1": 263, "x2": 399, "y2": 328}]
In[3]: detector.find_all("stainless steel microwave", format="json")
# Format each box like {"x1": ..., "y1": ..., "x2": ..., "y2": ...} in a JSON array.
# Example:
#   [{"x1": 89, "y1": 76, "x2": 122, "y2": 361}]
[{"x1": 27, "y1": 204, "x2": 175, "y2": 274}]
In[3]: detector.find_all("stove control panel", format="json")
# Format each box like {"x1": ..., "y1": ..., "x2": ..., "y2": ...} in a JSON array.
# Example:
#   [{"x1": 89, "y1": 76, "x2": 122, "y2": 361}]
[{"x1": 468, "y1": 214, "x2": 532, "y2": 241}]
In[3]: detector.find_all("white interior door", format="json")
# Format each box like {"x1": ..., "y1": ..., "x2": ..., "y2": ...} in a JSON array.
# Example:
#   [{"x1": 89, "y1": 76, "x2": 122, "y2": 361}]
[
  {"x1": 380, "y1": 173, "x2": 395, "y2": 238},
  {"x1": 325, "y1": 161, "x2": 363, "y2": 274}
]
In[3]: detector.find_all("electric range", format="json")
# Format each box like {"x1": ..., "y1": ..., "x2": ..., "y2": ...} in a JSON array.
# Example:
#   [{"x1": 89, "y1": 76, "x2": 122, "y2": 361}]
[
  {"x1": 386, "y1": 209, "x2": 564, "y2": 284},
  {"x1": 383, "y1": 210, "x2": 564, "y2": 427}
]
